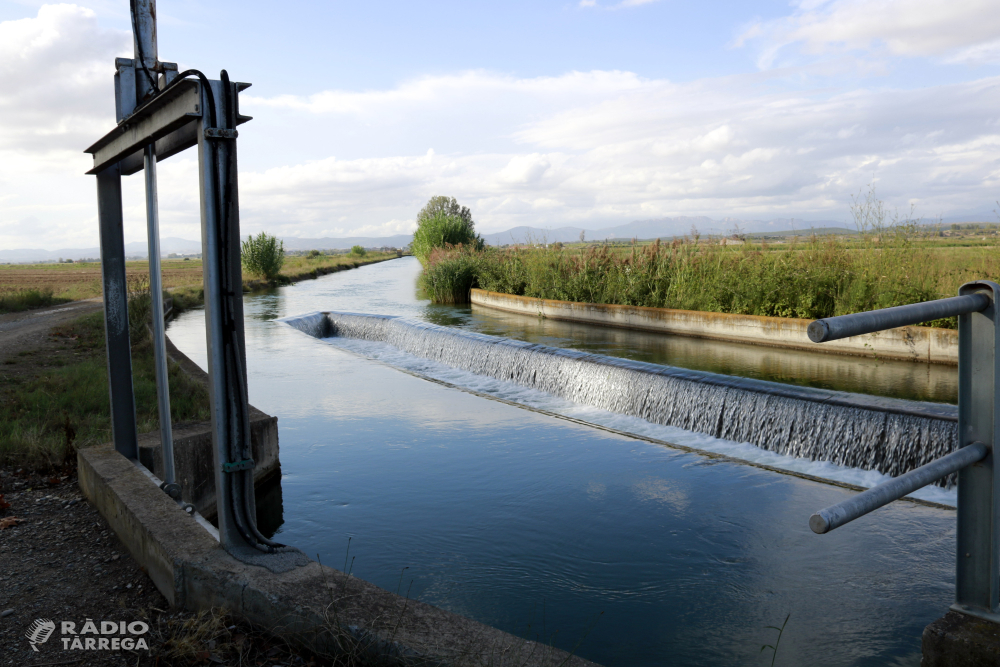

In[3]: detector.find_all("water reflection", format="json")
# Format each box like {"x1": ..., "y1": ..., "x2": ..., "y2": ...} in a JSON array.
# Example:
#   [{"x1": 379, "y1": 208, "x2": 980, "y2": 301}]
[{"x1": 164, "y1": 257, "x2": 955, "y2": 667}]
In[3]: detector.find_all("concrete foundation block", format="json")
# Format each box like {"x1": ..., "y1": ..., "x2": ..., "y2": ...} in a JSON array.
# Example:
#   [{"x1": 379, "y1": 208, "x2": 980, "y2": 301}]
[
  {"x1": 923, "y1": 610, "x2": 1000, "y2": 666},
  {"x1": 136, "y1": 409, "x2": 279, "y2": 518}
]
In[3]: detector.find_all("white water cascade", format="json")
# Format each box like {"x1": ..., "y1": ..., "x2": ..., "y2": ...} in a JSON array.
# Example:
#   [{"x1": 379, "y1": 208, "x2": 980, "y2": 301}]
[{"x1": 282, "y1": 311, "x2": 959, "y2": 487}]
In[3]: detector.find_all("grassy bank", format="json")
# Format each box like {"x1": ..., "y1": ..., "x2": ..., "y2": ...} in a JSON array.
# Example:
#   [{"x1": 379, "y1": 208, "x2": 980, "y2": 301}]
[
  {"x1": 0, "y1": 252, "x2": 403, "y2": 468},
  {"x1": 419, "y1": 233, "x2": 1000, "y2": 328},
  {"x1": 0, "y1": 309, "x2": 211, "y2": 470},
  {"x1": 0, "y1": 287, "x2": 71, "y2": 312},
  {"x1": 243, "y1": 251, "x2": 400, "y2": 291}
]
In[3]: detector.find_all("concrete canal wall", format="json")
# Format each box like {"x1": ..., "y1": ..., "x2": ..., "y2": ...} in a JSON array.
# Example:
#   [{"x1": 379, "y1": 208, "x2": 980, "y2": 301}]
[{"x1": 470, "y1": 289, "x2": 960, "y2": 365}]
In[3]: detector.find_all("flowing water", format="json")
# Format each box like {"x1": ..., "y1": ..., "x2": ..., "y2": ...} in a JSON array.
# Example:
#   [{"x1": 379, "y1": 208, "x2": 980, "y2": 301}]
[
  {"x1": 167, "y1": 256, "x2": 956, "y2": 667},
  {"x1": 283, "y1": 311, "x2": 957, "y2": 488}
]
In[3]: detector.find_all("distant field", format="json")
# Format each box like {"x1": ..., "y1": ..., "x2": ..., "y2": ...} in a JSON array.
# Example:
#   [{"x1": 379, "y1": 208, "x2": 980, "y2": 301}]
[
  {"x1": 0, "y1": 259, "x2": 204, "y2": 302},
  {"x1": 0, "y1": 252, "x2": 398, "y2": 307}
]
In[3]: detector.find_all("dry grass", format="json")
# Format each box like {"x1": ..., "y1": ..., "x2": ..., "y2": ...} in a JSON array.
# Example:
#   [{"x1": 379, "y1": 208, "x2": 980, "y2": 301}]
[
  {"x1": 151, "y1": 607, "x2": 343, "y2": 667},
  {"x1": 0, "y1": 259, "x2": 205, "y2": 304}
]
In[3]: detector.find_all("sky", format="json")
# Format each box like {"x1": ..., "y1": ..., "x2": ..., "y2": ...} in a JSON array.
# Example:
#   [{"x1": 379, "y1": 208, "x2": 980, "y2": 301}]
[{"x1": 1, "y1": 0, "x2": 1000, "y2": 249}]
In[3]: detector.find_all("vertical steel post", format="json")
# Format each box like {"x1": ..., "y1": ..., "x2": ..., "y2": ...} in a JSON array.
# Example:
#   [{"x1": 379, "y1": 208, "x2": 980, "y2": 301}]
[
  {"x1": 197, "y1": 79, "x2": 248, "y2": 550},
  {"x1": 132, "y1": 0, "x2": 158, "y2": 101},
  {"x1": 143, "y1": 145, "x2": 175, "y2": 486},
  {"x1": 96, "y1": 164, "x2": 139, "y2": 460},
  {"x1": 954, "y1": 280, "x2": 1000, "y2": 620},
  {"x1": 132, "y1": 0, "x2": 176, "y2": 489}
]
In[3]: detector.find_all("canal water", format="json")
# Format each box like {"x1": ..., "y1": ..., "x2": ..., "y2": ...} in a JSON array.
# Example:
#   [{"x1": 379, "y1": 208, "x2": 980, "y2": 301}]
[{"x1": 167, "y1": 256, "x2": 955, "y2": 667}]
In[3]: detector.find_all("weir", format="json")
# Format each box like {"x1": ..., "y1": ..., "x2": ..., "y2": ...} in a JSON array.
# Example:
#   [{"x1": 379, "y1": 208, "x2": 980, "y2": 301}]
[{"x1": 282, "y1": 310, "x2": 959, "y2": 486}]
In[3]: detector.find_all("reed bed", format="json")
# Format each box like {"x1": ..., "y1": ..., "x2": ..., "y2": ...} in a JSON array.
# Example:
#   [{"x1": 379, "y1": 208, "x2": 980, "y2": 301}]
[{"x1": 419, "y1": 230, "x2": 1000, "y2": 328}]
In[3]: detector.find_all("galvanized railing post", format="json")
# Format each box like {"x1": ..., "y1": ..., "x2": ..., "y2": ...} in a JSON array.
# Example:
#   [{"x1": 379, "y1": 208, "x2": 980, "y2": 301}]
[
  {"x1": 954, "y1": 281, "x2": 1000, "y2": 620},
  {"x1": 143, "y1": 144, "x2": 177, "y2": 491}
]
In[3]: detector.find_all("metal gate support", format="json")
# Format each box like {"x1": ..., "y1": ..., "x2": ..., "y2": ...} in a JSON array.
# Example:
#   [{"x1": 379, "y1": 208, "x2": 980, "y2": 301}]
[
  {"x1": 807, "y1": 283, "x2": 1000, "y2": 623},
  {"x1": 85, "y1": 0, "x2": 263, "y2": 553}
]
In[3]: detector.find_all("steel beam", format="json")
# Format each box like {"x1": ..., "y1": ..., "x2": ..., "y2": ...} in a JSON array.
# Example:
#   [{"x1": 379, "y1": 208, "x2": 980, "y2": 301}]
[
  {"x1": 85, "y1": 80, "x2": 201, "y2": 175},
  {"x1": 96, "y1": 164, "x2": 139, "y2": 460}
]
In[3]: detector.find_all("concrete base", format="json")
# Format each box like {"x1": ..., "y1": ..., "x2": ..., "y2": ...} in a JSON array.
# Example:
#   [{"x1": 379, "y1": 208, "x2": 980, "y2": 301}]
[
  {"x1": 77, "y1": 444, "x2": 599, "y2": 666},
  {"x1": 923, "y1": 611, "x2": 1000, "y2": 666},
  {"x1": 136, "y1": 412, "x2": 278, "y2": 519},
  {"x1": 139, "y1": 334, "x2": 279, "y2": 518}
]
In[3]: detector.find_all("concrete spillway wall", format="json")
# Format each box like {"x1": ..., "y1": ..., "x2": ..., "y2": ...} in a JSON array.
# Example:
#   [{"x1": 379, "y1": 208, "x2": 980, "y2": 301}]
[
  {"x1": 470, "y1": 289, "x2": 960, "y2": 365},
  {"x1": 282, "y1": 311, "x2": 959, "y2": 487}
]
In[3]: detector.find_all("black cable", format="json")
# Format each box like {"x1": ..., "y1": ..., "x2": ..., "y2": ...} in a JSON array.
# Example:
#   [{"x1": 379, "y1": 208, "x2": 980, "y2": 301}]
[{"x1": 124, "y1": 69, "x2": 217, "y2": 130}]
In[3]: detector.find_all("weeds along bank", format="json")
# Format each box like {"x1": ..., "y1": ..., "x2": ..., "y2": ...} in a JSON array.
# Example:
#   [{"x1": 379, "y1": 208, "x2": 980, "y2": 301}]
[{"x1": 418, "y1": 234, "x2": 1000, "y2": 327}]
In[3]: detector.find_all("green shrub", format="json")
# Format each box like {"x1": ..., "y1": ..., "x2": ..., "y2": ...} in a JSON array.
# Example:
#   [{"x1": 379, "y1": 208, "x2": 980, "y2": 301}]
[
  {"x1": 241, "y1": 232, "x2": 285, "y2": 280},
  {"x1": 350, "y1": 245, "x2": 367, "y2": 257},
  {"x1": 126, "y1": 274, "x2": 152, "y2": 347},
  {"x1": 417, "y1": 246, "x2": 481, "y2": 304},
  {"x1": 410, "y1": 196, "x2": 484, "y2": 264},
  {"x1": 0, "y1": 287, "x2": 67, "y2": 314},
  {"x1": 306, "y1": 249, "x2": 321, "y2": 259}
]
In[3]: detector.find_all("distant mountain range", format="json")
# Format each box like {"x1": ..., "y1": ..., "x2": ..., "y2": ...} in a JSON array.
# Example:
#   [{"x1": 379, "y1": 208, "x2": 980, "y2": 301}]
[
  {"x1": 4, "y1": 214, "x2": 993, "y2": 263},
  {"x1": 479, "y1": 216, "x2": 847, "y2": 245}
]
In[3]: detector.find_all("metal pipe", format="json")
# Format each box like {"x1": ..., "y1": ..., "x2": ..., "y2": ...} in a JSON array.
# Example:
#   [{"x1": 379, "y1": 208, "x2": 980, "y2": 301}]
[
  {"x1": 143, "y1": 143, "x2": 175, "y2": 487},
  {"x1": 132, "y1": 0, "x2": 158, "y2": 100},
  {"x1": 810, "y1": 442, "x2": 988, "y2": 534},
  {"x1": 807, "y1": 293, "x2": 990, "y2": 343}
]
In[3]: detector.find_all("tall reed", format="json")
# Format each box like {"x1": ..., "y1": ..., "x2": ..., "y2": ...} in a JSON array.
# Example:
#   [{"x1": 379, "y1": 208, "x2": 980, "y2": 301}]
[{"x1": 421, "y1": 231, "x2": 1000, "y2": 327}]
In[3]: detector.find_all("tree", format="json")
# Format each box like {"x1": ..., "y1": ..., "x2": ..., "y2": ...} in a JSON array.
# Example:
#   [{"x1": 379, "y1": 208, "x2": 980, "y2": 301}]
[
  {"x1": 579, "y1": 230, "x2": 585, "y2": 243},
  {"x1": 411, "y1": 196, "x2": 483, "y2": 263},
  {"x1": 350, "y1": 245, "x2": 367, "y2": 257},
  {"x1": 241, "y1": 232, "x2": 285, "y2": 280}
]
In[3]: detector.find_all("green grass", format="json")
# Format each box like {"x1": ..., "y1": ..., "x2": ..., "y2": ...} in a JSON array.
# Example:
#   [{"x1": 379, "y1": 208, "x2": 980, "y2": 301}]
[
  {"x1": 421, "y1": 231, "x2": 1000, "y2": 327},
  {"x1": 0, "y1": 311, "x2": 211, "y2": 470},
  {"x1": 0, "y1": 287, "x2": 71, "y2": 313}
]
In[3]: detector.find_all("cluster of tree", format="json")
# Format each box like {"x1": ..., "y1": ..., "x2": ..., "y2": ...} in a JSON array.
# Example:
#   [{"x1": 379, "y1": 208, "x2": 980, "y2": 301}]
[{"x1": 410, "y1": 196, "x2": 483, "y2": 264}]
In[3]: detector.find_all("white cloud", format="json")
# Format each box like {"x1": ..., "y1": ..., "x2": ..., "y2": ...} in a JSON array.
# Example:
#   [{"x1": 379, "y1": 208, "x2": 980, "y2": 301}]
[
  {"x1": 224, "y1": 68, "x2": 1000, "y2": 237},
  {"x1": 0, "y1": 4, "x2": 130, "y2": 249},
  {"x1": 2, "y1": 4, "x2": 999, "y2": 251},
  {"x1": 738, "y1": 0, "x2": 1000, "y2": 68}
]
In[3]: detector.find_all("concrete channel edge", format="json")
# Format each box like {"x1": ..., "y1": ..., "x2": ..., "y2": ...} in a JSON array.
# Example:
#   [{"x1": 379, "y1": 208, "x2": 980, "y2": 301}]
[{"x1": 470, "y1": 289, "x2": 959, "y2": 365}]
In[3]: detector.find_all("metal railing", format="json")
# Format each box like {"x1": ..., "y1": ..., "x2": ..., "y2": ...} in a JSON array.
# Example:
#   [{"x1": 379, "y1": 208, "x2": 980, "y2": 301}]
[{"x1": 808, "y1": 281, "x2": 1000, "y2": 622}]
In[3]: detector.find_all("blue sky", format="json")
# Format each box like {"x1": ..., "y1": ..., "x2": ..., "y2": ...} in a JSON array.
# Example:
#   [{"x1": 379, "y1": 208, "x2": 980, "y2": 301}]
[{"x1": 2, "y1": 0, "x2": 999, "y2": 247}]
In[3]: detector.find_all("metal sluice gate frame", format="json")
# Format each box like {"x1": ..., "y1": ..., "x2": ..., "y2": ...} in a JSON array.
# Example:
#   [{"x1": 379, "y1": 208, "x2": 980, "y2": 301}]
[
  {"x1": 84, "y1": 0, "x2": 284, "y2": 555},
  {"x1": 808, "y1": 281, "x2": 1000, "y2": 623}
]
